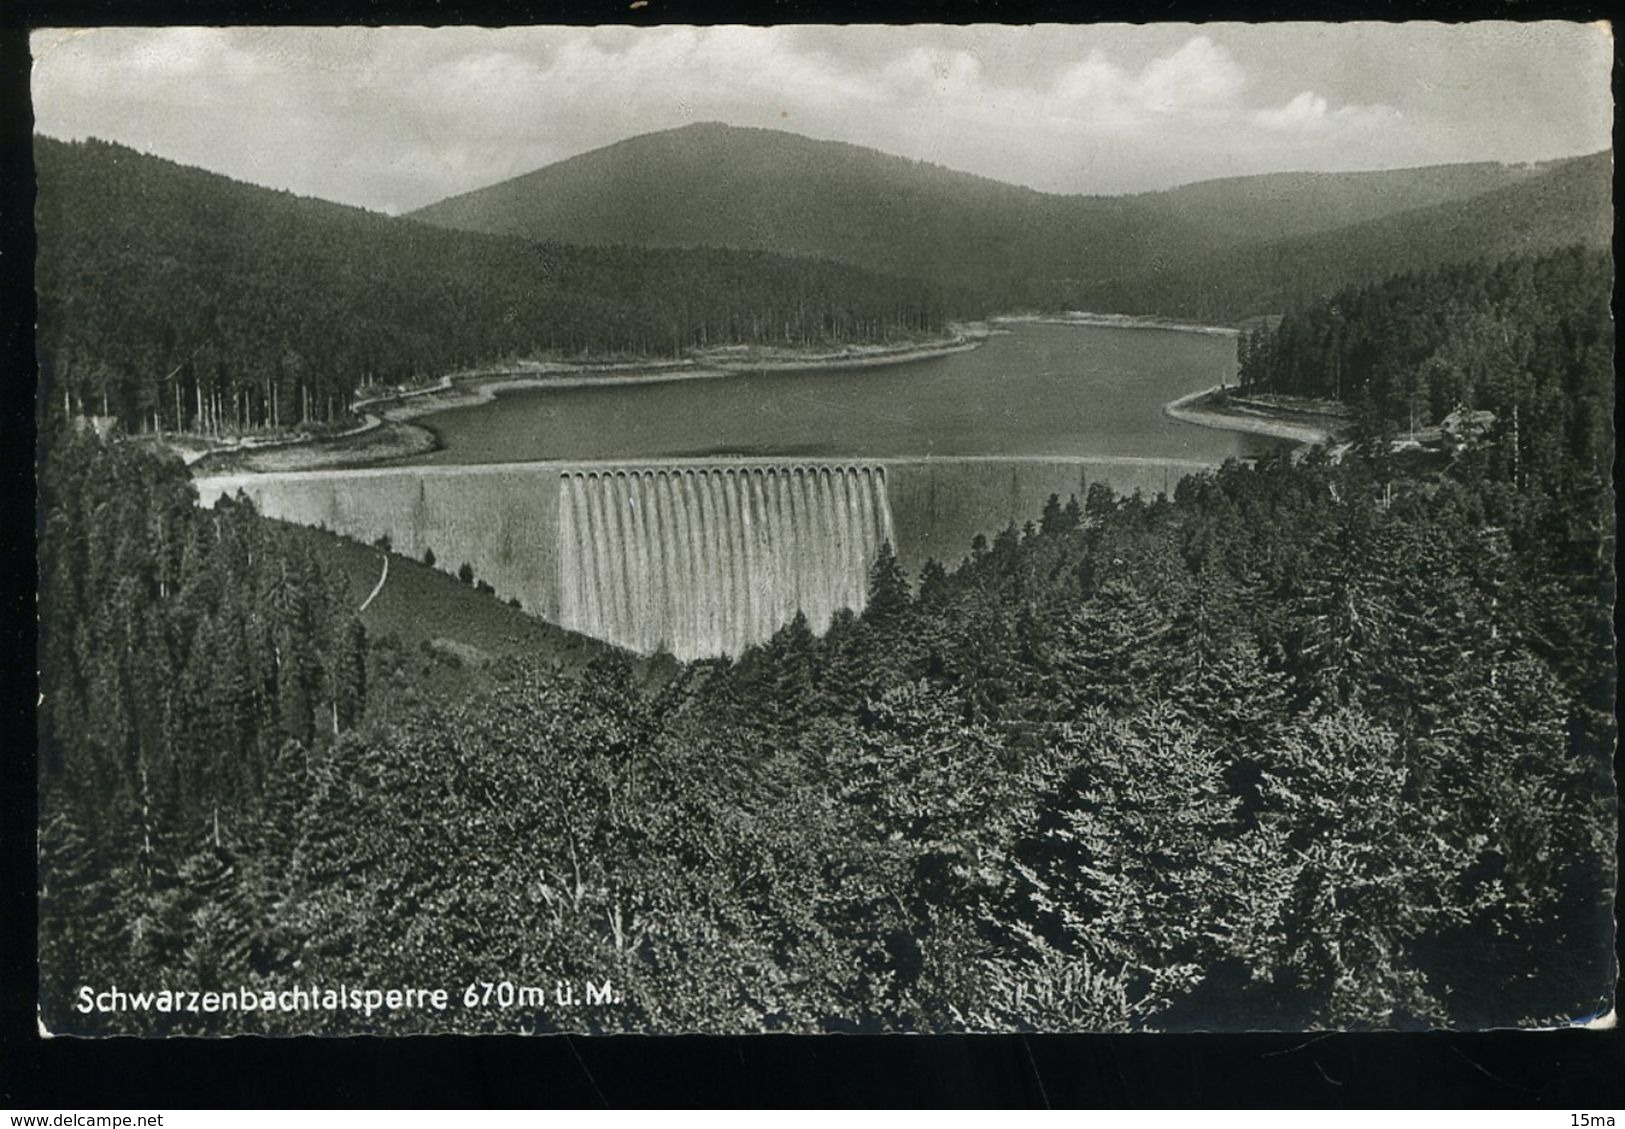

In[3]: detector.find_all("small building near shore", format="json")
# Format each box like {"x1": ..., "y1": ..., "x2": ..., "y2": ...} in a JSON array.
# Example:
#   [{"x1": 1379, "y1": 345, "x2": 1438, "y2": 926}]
[
  {"x1": 70, "y1": 414, "x2": 121, "y2": 439},
  {"x1": 1440, "y1": 407, "x2": 1496, "y2": 451}
]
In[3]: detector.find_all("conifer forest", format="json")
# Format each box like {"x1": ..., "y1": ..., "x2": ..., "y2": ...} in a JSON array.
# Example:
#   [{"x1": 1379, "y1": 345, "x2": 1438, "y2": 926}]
[{"x1": 39, "y1": 243, "x2": 1615, "y2": 1032}]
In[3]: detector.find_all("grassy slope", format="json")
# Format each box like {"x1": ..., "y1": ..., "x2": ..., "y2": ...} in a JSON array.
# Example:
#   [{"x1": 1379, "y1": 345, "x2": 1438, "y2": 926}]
[{"x1": 280, "y1": 520, "x2": 680, "y2": 691}]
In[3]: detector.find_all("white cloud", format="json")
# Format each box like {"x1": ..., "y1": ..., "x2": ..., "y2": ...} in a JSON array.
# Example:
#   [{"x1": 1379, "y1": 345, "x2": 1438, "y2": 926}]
[
  {"x1": 27, "y1": 25, "x2": 1608, "y2": 208},
  {"x1": 1256, "y1": 90, "x2": 1332, "y2": 131},
  {"x1": 1047, "y1": 36, "x2": 1246, "y2": 124},
  {"x1": 1255, "y1": 89, "x2": 1401, "y2": 133},
  {"x1": 1052, "y1": 52, "x2": 1126, "y2": 105},
  {"x1": 1133, "y1": 35, "x2": 1247, "y2": 113}
]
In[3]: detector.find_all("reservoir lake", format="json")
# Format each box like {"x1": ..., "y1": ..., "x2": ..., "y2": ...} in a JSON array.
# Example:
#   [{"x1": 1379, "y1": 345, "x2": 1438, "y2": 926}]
[{"x1": 406, "y1": 322, "x2": 1281, "y2": 465}]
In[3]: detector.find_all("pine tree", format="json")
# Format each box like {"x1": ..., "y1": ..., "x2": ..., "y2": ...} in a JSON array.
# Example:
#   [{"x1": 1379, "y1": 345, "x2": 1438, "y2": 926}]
[
  {"x1": 995, "y1": 703, "x2": 1276, "y2": 1029},
  {"x1": 864, "y1": 542, "x2": 910, "y2": 625},
  {"x1": 1040, "y1": 493, "x2": 1065, "y2": 535},
  {"x1": 1253, "y1": 708, "x2": 1487, "y2": 1026}
]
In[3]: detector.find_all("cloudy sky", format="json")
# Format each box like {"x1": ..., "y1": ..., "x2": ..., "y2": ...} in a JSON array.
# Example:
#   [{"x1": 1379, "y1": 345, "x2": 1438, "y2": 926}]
[{"x1": 29, "y1": 23, "x2": 1613, "y2": 214}]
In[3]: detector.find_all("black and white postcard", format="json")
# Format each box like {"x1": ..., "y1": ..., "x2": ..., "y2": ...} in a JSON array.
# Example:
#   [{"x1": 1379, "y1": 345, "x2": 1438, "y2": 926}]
[{"x1": 29, "y1": 22, "x2": 1617, "y2": 1038}]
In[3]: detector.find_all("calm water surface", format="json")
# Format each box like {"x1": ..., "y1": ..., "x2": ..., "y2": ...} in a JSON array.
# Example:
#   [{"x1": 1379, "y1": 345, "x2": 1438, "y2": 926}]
[{"x1": 409, "y1": 323, "x2": 1279, "y2": 465}]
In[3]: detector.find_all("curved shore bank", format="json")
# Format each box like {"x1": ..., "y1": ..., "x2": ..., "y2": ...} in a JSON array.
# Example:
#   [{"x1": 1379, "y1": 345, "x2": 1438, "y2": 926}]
[
  {"x1": 1164, "y1": 385, "x2": 1340, "y2": 446},
  {"x1": 996, "y1": 312, "x2": 1240, "y2": 338},
  {"x1": 367, "y1": 339, "x2": 981, "y2": 422},
  {"x1": 187, "y1": 415, "x2": 439, "y2": 474},
  {"x1": 366, "y1": 330, "x2": 989, "y2": 420}
]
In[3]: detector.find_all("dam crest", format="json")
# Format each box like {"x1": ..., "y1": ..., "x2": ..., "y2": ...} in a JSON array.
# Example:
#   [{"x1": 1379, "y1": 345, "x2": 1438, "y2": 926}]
[{"x1": 194, "y1": 456, "x2": 1216, "y2": 660}]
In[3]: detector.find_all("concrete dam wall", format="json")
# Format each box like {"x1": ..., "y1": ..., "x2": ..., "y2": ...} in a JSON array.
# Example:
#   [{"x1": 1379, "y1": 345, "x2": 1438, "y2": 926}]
[
  {"x1": 557, "y1": 466, "x2": 893, "y2": 660},
  {"x1": 195, "y1": 456, "x2": 1216, "y2": 660}
]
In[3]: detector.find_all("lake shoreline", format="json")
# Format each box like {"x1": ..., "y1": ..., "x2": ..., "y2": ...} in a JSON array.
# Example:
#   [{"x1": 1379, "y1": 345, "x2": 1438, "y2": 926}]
[
  {"x1": 187, "y1": 328, "x2": 991, "y2": 476},
  {"x1": 1164, "y1": 386, "x2": 1348, "y2": 446},
  {"x1": 185, "y1": 415, "x2": 440, "y2": 475},
  {"x1": 370, "y1": 327, "x2": 991, "y2": 417},
  {"x1": 997, "y1": 312, "x2": 1240, "y2": 338},
  {"x1": 187, "y1": 324, "x2": 1272, "y2": 478}
]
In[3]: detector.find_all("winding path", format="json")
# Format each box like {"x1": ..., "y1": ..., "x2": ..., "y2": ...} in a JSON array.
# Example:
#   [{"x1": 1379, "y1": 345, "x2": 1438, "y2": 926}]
[{"x1": 358, "y1": 553, "x2": 390, "y2": 612}]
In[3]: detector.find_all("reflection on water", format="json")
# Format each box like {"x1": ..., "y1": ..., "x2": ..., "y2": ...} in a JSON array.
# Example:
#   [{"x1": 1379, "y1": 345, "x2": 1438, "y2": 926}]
[{"x1": 410, "y1": 323, "x2": 1282, "y2": 466}]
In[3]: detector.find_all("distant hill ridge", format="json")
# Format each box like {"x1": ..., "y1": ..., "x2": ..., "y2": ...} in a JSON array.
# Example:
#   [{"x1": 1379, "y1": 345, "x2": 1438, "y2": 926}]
[
  {"x1": 410, "y1": 121, "x2": 1610, "y2": 316},
  {"x1": 1084, "y1": 150, "x2": 1614, "y2": 320},
  {"x1": 1143, "y1": 159, "x2": 1560, "y2": 244}
]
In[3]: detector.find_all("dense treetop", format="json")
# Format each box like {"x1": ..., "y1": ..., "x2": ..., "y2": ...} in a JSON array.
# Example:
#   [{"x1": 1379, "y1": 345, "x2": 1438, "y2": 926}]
[
  {"x1": 1238, "y1": 246, "x2": 1614, "y2": 503},
  {"x1": 38, "y1": 242, "x2": 1615, "y2": 1029}
]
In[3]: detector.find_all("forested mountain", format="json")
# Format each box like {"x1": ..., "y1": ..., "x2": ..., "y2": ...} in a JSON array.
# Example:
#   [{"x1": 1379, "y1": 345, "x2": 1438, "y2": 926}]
[
  {"x1": 32, "y1": 112, "x2": 1616, "y2": 1035},
  {"x1": 413, "y1": 121, "x2": 1194, "y2": 310},
  {"x1": 411, "y1": 122, "x2": 1607, "y2": 317},
  {"x1": 1094, "y1": 153, "x2": 1614, "y2": 320},
  {"x1": 34, "y1": 136, "x2": 966, "y2": 437}
]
